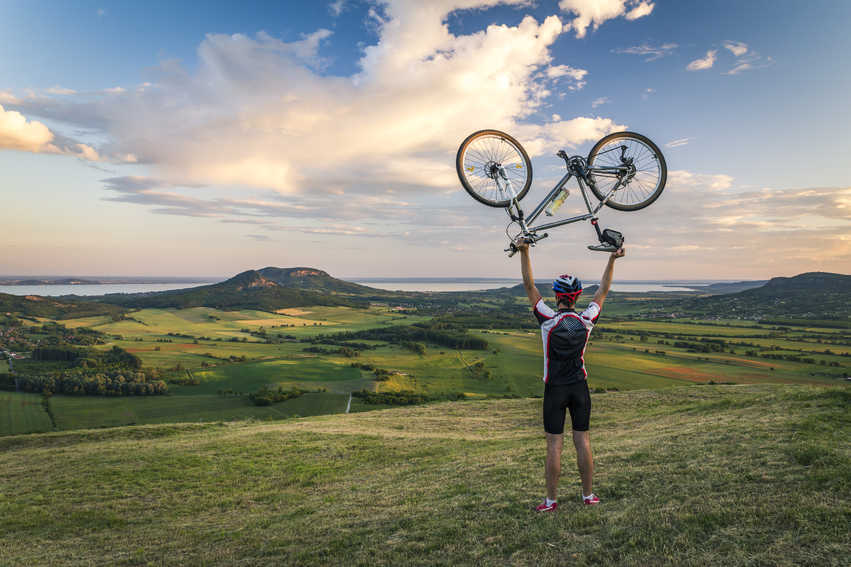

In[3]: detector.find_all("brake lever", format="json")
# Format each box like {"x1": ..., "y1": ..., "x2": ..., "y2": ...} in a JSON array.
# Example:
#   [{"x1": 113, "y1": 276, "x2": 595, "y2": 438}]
[{"x1": 505, "y1": 232, "x2": 548, "y2": 257}]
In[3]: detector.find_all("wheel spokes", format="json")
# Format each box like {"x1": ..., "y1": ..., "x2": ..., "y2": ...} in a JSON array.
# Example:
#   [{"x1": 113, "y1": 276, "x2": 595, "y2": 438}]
[
  {"x1": 461, "y1": 134, "x2": 530, "y2": 203},
  {"x1": 589, "y1": 137, "x2": 661, "y2": 206}
]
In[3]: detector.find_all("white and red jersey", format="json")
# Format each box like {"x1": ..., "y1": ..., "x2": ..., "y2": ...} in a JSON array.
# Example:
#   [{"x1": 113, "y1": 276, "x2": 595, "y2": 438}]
[{"x1": 533, "y1": 298, "x2": 600, "y2": 384}]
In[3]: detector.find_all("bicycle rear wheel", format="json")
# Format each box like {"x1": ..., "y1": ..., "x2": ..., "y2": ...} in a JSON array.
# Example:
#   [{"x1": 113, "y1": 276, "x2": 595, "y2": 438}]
[
  {"x1": 456, "y1": 130, "x2": 532, "y2": 207},
  {"x1": 587, "y1": 132, "x2": 666, "y2": 211}
]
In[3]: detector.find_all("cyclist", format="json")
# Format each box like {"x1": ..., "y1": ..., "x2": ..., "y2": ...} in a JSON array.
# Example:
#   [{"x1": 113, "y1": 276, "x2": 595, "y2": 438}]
[{"x1": 515, "y1": 238, "x2": 625, "y2": 511}]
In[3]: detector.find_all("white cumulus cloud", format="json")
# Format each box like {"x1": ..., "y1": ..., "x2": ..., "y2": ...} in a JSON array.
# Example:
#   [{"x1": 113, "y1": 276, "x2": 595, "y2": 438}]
[
  {"x1": 3, "y1": 0, "x2": 638, "y2": 195},
  {"x1": 560, "y1": 0, "x2": 654, "y2": 38},
  {"x1": 0, "y1": 104, "x2": 56, "y2": 152}
]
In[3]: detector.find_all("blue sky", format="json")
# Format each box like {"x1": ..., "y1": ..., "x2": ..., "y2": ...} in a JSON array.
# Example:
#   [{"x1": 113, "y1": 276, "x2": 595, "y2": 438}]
[{"x1": 1, "y1": 0, "x2": 849, "y2": 279}]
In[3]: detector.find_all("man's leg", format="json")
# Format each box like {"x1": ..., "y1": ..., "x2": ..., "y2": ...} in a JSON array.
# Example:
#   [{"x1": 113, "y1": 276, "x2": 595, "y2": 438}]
[
  {"x1": 545, "y1": 433, "x2": 563, "y2": 500},
  {"x1": 572, "y1": 430, "x2": 593, "y2": 497}
]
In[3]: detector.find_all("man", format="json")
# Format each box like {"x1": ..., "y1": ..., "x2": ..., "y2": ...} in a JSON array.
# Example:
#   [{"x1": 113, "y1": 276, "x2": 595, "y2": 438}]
[{"x1": 515, "y1": 238, "x2": 625, "y2": 512}]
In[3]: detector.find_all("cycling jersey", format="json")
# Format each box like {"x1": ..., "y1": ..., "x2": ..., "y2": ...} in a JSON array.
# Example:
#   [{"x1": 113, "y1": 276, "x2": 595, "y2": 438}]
[{"x1": 533, "y1": 298, "x2": 600, "y2": 385}]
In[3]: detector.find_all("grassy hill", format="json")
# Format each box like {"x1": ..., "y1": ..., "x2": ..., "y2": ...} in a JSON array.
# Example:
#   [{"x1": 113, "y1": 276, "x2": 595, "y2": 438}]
[
  {"x1": 1, "y1": 384, "x2": 847, "y2": 566},
  {"x1": 91, "y1": 269, "x2": 373, "y2": 311},
  {"x1": 674, "y1": 272, "x2": 851, "y2": 320},
  {"x1": 0, "y1": 292, "x2": 124, "y2": 319}
]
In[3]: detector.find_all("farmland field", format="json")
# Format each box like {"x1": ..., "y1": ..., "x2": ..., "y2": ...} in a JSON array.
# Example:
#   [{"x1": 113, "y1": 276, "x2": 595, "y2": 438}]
[
  {"x1": 0, "y1": 392, "x2": 53, "y2": 435},
  {"x1": 49, "y1": 392, "x2": 350, "y2": 431},
  {"x1": 3, "y1": 301, "x2": 848, "y2": 436}
]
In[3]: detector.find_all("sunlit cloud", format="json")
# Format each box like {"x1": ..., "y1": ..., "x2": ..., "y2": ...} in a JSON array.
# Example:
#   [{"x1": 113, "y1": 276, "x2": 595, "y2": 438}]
[
  {"x1": 560, "y1": 0, "x2": 655, "y2": 38},
  {"x1": 722, "y1": 40, "x2": 748, "y2": 57},
  {"x1": 686, "y1": 49, "x2": 717, "y2": 71},
  {"x1": 3, "y1": 1, "x2": 631, "y2": 196},
  {"x1": 0, "y1": 103, "x2": 100, "y2": 160},
  {"x1": 545, "y1": 64, "x2": 588, "y2": 90},
  {"x1": 723, "y1": 51, "x2": 774, "y2": 75}
]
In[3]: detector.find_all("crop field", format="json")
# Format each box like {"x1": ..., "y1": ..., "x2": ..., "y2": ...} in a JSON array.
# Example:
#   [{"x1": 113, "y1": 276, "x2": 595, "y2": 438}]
[
  {"x1": 48, "y1": 392, "x2": 351, "y2": 431},
  {"x1": 4, "y1": 303, "x2": 847, "y2": 436},
  {"x1": 186, "y1": 357, "x2": 371, "y2": 395},
  {"x1": 1, "y1": 384, "x2": 847, "y2": 565},
  {"x1": 59, "y1": 305, "x2": 423, "y2": 339},
  {"x1": 0, "y1": 392, "x2": 53, "y2": 436}
]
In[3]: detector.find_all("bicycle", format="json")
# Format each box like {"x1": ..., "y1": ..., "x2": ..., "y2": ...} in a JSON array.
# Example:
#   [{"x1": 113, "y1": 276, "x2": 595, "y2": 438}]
[{"x1": 455, "y1": 130, "x2": 667, "y2": 256}]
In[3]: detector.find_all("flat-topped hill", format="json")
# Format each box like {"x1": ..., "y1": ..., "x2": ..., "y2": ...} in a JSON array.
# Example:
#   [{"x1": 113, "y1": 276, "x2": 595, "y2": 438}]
[{"x1": 2, "y1": 384, "x2": 847, "y2": 565}]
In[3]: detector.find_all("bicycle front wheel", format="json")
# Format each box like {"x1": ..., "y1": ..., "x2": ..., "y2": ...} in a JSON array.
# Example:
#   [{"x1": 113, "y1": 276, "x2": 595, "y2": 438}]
[
  {"x1": 587, "y1": 132, "x2": 667, "y2": 211},
  {"x1": 456, "y1": 130, "x2": 532, "y2": 207}
]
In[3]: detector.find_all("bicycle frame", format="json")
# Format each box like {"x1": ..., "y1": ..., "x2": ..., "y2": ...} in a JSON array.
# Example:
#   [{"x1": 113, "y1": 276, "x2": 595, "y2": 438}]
[{"x1": 494, "y1": 155, "x2": 629, "y2": 242}]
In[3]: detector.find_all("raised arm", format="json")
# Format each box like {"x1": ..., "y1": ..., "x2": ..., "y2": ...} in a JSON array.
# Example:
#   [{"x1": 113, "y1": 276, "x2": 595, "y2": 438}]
[
  {"x1": 592, "y1": 247, "x2": 625, "y2": 308},
  {"x1": 517, "y1": 240, "x2": 542, "y2": 307}
]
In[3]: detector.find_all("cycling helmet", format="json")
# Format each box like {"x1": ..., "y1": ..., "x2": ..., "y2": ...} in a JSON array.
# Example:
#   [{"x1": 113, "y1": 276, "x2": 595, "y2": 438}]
[{"x1": 553, "y1": 274, "x2": 582, "y2": 303}]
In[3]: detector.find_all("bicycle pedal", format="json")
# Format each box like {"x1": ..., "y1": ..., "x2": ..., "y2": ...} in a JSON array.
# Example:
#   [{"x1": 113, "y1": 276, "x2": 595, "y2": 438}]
[{"x1": 587, "y1": 243, "x2": 618, "y2": 252}]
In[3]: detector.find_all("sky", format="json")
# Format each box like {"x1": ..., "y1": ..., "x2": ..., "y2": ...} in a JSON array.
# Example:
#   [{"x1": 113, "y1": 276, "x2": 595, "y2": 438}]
[{"x1": 1, "y1": 0, "x2": 849, "y2": 280}]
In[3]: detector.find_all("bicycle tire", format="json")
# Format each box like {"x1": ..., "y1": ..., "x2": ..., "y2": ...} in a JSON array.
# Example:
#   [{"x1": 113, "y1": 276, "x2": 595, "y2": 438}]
[
  {"x1": 456, "y1": 129, "x2": 532, "y2": 207},
  {"x1": 586, "y1": 131, "x2": 667, "y2": 211}
]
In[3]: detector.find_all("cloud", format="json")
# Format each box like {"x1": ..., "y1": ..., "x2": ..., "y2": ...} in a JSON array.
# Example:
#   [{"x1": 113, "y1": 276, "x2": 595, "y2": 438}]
[
  {"x1": 514, "y1": 116, "x2": 626, "y2": 156},
  {"x1": 591, "y1": 96, "x2": 610, "y2": 108},
  {"x1": 45, "y1": 86, "x2": 77, "y2": 95},
  {"x1": 686, "y1": 41, "x2": 771, "y2": 76},
  {"x1": 686, "y1": 49, "x2": 717, "y2": 71},
  {"x1": 0, "y1": 104, "x2": 56, "y2": 152},
  {"x1": 329, "y1": 0, "x2": 345, "y2": 17},
  {"x1": 545, "y1": 64, "x2": 588, "y2": 90},
  {"x1": 582, "y1": 170, "x2": 851, "y2": 275},
  {"x1": 612, "y1": 42, "x2": 677, "y2": 61},
  {"x1": 560, "y1": 0, "x2": 654, "y2": 38},
  {"x1": 3, "y1": 1, "x2": 642, "y2": 196},
  {"x1": 0, "y1": 103, "x2": 101, "y2": 161},
  {"x1": 245, "y1": 234, "x2": 271, "y2": 241},
  {"x1": 722, "y1": 40, "x2": 748, "y2": 57},
  {"x1": 665, "y1": 137, "x2": 691, "y2": 148},
  {"x1": 723, "y1": 52, "x2": 774, "y2": 75}
]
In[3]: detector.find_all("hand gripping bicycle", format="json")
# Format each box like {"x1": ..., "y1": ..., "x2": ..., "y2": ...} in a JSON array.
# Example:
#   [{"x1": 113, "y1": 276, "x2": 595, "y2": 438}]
[{"x1": 455, "y1": 130, "x2": 667, "y2": 256}]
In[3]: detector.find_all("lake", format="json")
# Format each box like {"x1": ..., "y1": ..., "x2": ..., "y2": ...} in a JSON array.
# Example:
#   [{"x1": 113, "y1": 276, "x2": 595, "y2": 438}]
[
  {"x1": 0, "y1": 283, "x2": 215, "y2": 297},
  {"x1": 350, "y1": 278, "x2": 707, "y2": 293},
  {"x1": 0, "y1": 279, "x2": 713, "y2": 296}
]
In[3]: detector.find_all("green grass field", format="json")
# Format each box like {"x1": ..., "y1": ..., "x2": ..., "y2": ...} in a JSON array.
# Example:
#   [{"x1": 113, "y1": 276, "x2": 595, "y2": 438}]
[
  {"x1": 1, "y1": 384, "x2": 847, "y2": 565},
  {"x1": 0, "y1": 392, "x2": 53, "y2": 435},
  {"x1": 187, "y1": 357, "x2": 371, "y2": 395},
  {"x1": 48, "y1": 392, "x2": 350, "y2": 430},
  {"x1": 4, "y1": 305, "x2": 846, "y2": 436}
]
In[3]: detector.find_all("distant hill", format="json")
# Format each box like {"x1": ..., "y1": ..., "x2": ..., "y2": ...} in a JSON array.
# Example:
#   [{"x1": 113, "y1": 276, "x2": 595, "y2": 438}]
[
  {"x1": 675, "y1": 272, "x2": 850, "y2": 319},
  {"x1": 678, "y1": 280, "x2": 768, "y2": 294},
  {"x1": 0, "y1": 278, "x2": 101, "y2": 286},
  {"x1": 91, "y1": 268, "x2": 376, "y2": 310},
  {"x1": 0, "y1": 293, "x2": 123, "y2": 320},
  {"x1": 255, "y1": 267, "x2": 378, "y2": 294}
]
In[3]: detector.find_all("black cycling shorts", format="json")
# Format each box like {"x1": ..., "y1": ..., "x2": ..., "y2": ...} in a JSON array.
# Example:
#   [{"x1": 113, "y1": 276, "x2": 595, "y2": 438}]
[{"x1": 543, "y1": 381, "x2": 591, "y2": 434}]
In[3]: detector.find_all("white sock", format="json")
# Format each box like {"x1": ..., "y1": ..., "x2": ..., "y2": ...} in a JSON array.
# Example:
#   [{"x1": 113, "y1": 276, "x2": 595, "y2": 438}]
[
  {"x1": 545, "y1": 497, "x2": 557, "y2": 506},
  {"x1": 583, "y1": 493, "x2": 595, "y2": 500}
]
